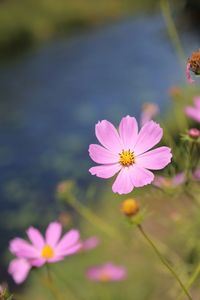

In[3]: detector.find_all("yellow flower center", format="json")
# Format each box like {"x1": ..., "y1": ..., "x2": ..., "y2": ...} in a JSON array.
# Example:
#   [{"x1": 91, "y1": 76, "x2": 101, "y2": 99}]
[
  {"x1": 99, "y1": 272, "x2": 110, "y2": 282},
  {"x1": 119, "y1": 149, "x2": 135, "y2": 166},
  {"x1": 41, "y1": 245, "x2": 54, "y2": 259}
]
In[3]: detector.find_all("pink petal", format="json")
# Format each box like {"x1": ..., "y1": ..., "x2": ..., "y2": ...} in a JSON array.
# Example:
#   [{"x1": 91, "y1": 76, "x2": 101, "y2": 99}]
[
  {"x1": 129, "y1": 164, "x2": 154, "y2": 187},
  {"x1": 133, "y1": 121, "x2": 163, "y2": 156},
  {"x1": 186, "y1": 63, "x2": 194, "y2": 84},
  {"x1": 194, "y1": 96, "x2": 200, "y2": 108},
  {"x1": 185, "y1": 107, "x2": 200, "y2": 123},
  {"x1": 55, "y1": 229, "x2": 80, "y2": 254},
  {"x1": 95, "y1": 120, "x2": 123, "y2": 154},
  {"x1": 112, "y1": 168, "x2": 133, "y2": 194},
  {"x1": 103, "y1": 263, "x2": 127, "y2": 281},
  {"x1": 89, "y1": 144, "x2": 119, "y2": 164},
  {"x1": 89, "y1": 163, "x2": 121, "y2": 179},
  {"x1": 118, "y1": 116, "x2": 138, "y2": 150},
  {"x1": 47, "y1": 256, "x2": 64, "y2": 263},
  {"x1": 152, "y1": 176, "x2": 165, "y2": 188},
  {"x1": 30, "y1": 258, "x2": 46, "y2": 267},
  {"x1": 136, "y1": 146, "x2": 172, "y2": 170},
  {"x1": 8, "y1": 258, "x2": 31, "y2": 284},
  {"x1": 172, "y1": 173, "x2": 185, "y2": 186},
  {"x1": 86, "y1": 263, "x2": 127, "y2": 282},
  {"x1": 26, "y1": 227, "x2": 45, "y2": 250},
  {"x1": 55, "y1": 243, "x2": 82, "y2": 258},
  {"x1": 193, "y1": 169, "x2": 200, "y2": 181},
  {"x1": 9, "y1": 238, "x2": 39, "y2": 259},
  {"x1": 45, "y1": 222, "x2": 62, "y2": 247},
  {"x1": 82, "y1": 237, "x2": 100, "y2": 251}
]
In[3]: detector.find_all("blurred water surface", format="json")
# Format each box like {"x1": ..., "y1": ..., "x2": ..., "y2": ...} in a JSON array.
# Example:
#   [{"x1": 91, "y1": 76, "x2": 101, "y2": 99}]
[{"x1": 0, "y1": 12, "x2": 198, "y2": 275}]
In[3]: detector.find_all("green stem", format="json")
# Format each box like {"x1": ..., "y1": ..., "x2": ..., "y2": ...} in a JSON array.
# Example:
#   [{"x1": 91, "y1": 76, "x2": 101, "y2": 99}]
[
  {"x1": 185, "y1": 142, "x2": 196, "y2": 186},
  {"x1": 176, "y1": 262, "x2": 200, "y2": 300},
  {"x1": 160, "y1": 0, "x2": 185, "y2": 64},
  {"x1": 137, "y1": 225, "x2": 192, "y2": 300},
  {"x1": 45, "y1": 264, "x2": 63, "y2": 300}
]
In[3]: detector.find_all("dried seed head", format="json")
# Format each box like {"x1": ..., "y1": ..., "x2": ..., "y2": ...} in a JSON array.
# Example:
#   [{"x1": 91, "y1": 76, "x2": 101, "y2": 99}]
[{"x1": 188, "y1": 50, "x2": 200, "y2": 75}]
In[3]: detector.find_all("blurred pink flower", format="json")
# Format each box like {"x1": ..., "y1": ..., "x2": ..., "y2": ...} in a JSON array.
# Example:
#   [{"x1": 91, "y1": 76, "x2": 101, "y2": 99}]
[
  {"x1": 185, "y1": 96, "x2": 200, "y2": 123},
  {"x1": 81, "y1": 237, "x2": 100, "y2": 251},
  {"x1": 89, "y1": 116, "x2": 172, "y2": 194},
  {"x1": 140, "y1": 103, "x2": 159, "y2": 127},
  {"x1": 8, "y1": 258, "x2": 31, "y2": 284},
  {"x1": 193, "y1": 168, "x2": 200, "y2": 181},
  {"x1": 188, "y1": 128, "x2": 200, "y2": 139},
  {"x1": 9, "y1": 222, "x2": 81, "y2": 268},
  {"x1": 153, "y1": 173, "x2": 185, "y2": 188},
  {"x1": 186, "y1": 63, "x2": 195, "y2": 84},
  {"x1": 86, "y1": 263, "x2": 127, "y2": 282}
]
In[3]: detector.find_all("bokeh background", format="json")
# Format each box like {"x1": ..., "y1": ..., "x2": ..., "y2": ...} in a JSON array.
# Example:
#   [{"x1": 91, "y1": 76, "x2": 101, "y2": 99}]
[{"x1": 1, "y1": 0, "x2": 200, "y2": 299}]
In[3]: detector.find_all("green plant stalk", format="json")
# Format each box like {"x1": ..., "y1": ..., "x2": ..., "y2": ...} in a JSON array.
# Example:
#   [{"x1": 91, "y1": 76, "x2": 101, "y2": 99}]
[
  {"x1": 160, "y1": 0, "x2": 185, "y2": 64},
  {"x1": 66, "y1": 193, "x2": 119, "y2": 239},
  {"x1": 45, "y1": 264, "x2": 63, "y2": 300},
  {"x1": 176, "y1": 262, "x2": 200, "y2": 300},
  {"x1": 185, "y1": 142, "x2": 196, "y2": 186},
  {"x1": 137, "y1": 225, "x2": 193, "y2": 300}
]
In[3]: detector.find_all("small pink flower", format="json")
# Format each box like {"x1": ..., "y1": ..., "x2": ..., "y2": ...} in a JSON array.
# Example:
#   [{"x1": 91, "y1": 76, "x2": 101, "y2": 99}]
[
  {"x1": 81, "y1": 237, "x2": 100, "y2": 251},
  {"x1": 89, "y1": 116, "x2": 172, "y2": 194},
  {"x1": 140, "y1": 103, "x2": 159, "y2": 127},
  {"x1": 185, "y1": 96, "x2": 200, "y2": 123},
  {"x1": 188, "y1": 128, "x2": 200, "y2": 139},
  {"x1": 86, "y1": 263, "x2": 127, "y2": 282},
  {"x1": 153, "y1": 173, "x2": 185, "y2": 188},
  {"x1": 9, "y1": 222, "x2": 81, "y2": 268},
  {"x1": 186, "y1": 63, "x2": 195, "y2": 84},
  {"x1": 8, "y1": 258, "x2": 31, "y2": 284},
  {"x1": 193, "y1": 168, "x2": 200, "y2": 181}
]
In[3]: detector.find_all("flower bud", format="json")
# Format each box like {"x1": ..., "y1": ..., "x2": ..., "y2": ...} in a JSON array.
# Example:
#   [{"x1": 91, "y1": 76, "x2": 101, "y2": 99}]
[
  {"x1": 121, "y1": 198, "x2": 139, "y2": 217},
  {"x1": 188, "y1": 128, "x2": 200, "y2": 139}
]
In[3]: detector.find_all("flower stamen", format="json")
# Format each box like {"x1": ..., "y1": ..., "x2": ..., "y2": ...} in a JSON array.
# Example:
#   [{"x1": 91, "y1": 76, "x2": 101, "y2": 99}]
[
  {"x1": 99, "y1": 272, "x2": 111, "y2": 282},
  {"x1": 119, "y1": 149, "x2": 135, "y2": 166},
  {"x1": 41, "y1": 245, "x2": 54, "y2": 259}
]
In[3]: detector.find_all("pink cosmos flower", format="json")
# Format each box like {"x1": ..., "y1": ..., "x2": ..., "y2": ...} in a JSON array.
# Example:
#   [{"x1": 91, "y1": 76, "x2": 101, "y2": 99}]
[
  {"x1": 86, "y1": 263, "x2": 127, "y2": 282},
  {"x1": 140, "y1": 102, "x2": 159, "y2": 127},
  {"x1": 81, "y1": 237, "x2": 100, "y2": 251},
  {"x1": 9, "y1": 222, "x2": 81, "y2": 268},
  {"x1": 153, "y1": 173, "x2": 185, "y2": 188},
  {"x1": 8, "y1": 258, "x2": 31, "y2": 284},
  {"x1": 185, "y1": 96, "x2": 200, "y2": 123},
  {"x1": 193, "y1": 168, "x2": 200, "y2": 181},
  {"x1": 186, "y1": 63, "x2": 195, "y2": 84},
  {"x1": 89, "y1": 116, "x2": 172, "y2": 194}
]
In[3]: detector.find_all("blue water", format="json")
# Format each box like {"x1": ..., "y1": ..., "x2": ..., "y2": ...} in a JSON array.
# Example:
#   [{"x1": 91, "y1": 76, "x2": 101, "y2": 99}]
[{"x1": 0, "y1": 13, "x2": 197, "y2": 275}]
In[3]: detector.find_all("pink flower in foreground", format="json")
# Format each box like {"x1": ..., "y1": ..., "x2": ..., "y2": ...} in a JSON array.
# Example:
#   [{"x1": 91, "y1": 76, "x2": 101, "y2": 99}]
[
  {"x1": 81, "y1": 237, "x2": 100, "y2": 251},
  {"x1": 89, "y1": 116, "x2": 172, "y2": 194},
  {"x1": 8, "y1": 258, "x2": 31, "y2": 284},
  {"x1": 86, "y1": 263, "x2": 127, "y2": 282},
  {"x1": 140, "y1": 102, "x2": 159, "y2": 127},
  {"x1": 185, "y1": 96, "x2": 200, "y2": 123},
  {"x1": 9, "y1": 222, "x2": 81, "y2": 268},
  {"x1": 153, "y1": 173, "x2": 185, "y2": 188}
]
